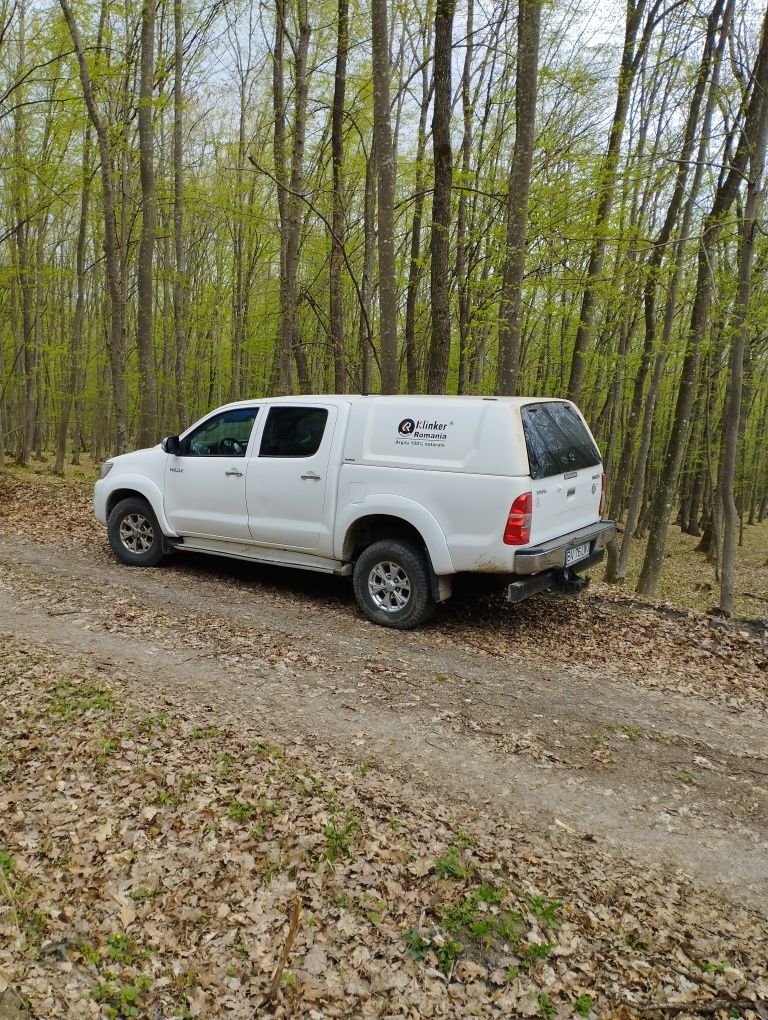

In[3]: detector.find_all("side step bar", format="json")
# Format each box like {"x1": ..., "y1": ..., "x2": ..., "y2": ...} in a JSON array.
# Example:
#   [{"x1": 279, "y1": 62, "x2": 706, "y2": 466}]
[{"x1": 506, "y1": 549, "x2": 604, "y2": 604}]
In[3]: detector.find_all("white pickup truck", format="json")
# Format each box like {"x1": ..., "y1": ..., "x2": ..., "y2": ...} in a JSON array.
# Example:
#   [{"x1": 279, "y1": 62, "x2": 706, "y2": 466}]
[{"x1": 94, "y1": 395, "x2": 614, "y2": 628}]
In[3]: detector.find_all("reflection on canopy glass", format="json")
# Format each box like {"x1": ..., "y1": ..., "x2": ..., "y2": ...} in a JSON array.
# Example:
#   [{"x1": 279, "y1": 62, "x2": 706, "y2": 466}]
[{"x1": 521, "y1": 402, "x2": 600, "y2": 480}]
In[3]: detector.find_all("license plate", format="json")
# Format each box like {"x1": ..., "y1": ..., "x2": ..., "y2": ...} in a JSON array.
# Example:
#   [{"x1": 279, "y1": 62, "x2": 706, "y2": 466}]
[{"x1": 565, "y1": 542, "x2": 590, "y2": 567}]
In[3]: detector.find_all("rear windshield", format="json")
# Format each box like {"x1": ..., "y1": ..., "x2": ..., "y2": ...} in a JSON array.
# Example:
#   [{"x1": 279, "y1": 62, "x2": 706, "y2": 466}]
[{"x1": 521, "y1": 402, "x2": 601, "y2": 480}]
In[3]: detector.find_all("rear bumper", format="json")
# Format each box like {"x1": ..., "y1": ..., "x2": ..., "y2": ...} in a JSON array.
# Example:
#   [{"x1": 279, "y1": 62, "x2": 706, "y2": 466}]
[{"x1": 512, "y1": 520, "x2": 615, "y2": 575}]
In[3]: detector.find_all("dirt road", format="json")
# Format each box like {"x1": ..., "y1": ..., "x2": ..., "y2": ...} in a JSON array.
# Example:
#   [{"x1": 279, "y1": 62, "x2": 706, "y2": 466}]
[{"x1": 1, "y1": 478, "x2": 766, "y2": 910}]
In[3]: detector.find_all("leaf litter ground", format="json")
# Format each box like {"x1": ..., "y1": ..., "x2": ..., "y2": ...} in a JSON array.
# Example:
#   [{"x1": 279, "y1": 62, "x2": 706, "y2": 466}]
[
  {"x1": 1, "y1": 639, "x2": 767, "y2": 1020},
  {"x1": 0, "y1": 466, "x2": 767, "y2": 1019}
]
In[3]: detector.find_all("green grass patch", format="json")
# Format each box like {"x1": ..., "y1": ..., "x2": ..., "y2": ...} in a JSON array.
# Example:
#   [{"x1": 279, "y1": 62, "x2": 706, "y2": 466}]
[
  {"x1": 573, "y1": 993, "x2": 594, "y2": 1017},
  {"x1": 439, "y1": 887, "x2": 525, "y2": 949},
  {"x1": 104, "y1": 933, "x2": 152, "y2": 966},
  {"x1": 525, "y1": 893, "x2": 561, "y2": 930},
  {"x1": 698, "y1": 959, "x2": 731, "y2": 975},
  {"x1": 0, "y1": 849, "x2": 14, "y2": 876},
  {"x1": 227, "y1": 798, "x2": 256, "y2": 823},
  {"x1": 92, "y1": 975, "x2": 151, "y2": 1018},
  {"x1": 50, "y1": 679, "x2": 115, "y2": 720},
  {"x1": 607, "y1": 723, "x2": 642, "y2": 742},
  {"x1": 323, "y1": 812, "x2": 360, "y2": 863},
  {"x1": 537, "y1": 991, "x2": 556, "y2": 1018}
]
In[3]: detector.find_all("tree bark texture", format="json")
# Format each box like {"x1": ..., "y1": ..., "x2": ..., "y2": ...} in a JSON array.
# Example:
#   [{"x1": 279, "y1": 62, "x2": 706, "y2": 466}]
[
  {"x1": 173, "y1": 0, "x2": 188, "y2": 430},
  {"x1": 496, "y1": 0, "x2": 542, "y2": 395},
  {"x1": 137, "y1": 0, "x2": 158, "y2": 447},
  {"x1": 330, "y1": 0, "x2": 348, "y2": 393},
  {"x1": 426, "y1": 0, "x2": 455, "y2": 394},
  {"x1": 55, "y1": 129, "x2": 92, "y2": 475},
  {"x1": 371, "y1": 0, "x2": 399, "y2": 393}
]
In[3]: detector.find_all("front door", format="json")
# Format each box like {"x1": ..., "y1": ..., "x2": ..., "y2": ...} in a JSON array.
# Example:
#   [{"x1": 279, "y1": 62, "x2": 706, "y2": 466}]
[
  {"x1": 246, "y1": 404, "x2": 337, "y2": 552},
  {"x1": 164, "y1": 405, "x2": 261, "y2": 539}
]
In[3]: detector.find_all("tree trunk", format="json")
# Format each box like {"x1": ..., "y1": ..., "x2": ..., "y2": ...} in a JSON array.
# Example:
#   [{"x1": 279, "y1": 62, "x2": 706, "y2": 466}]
[
  {"x1": 455, "y1": 0, "x2": 473, "y2": 395},
  {"x1": 13, "y1": 0, "x2": 34, "y2": 467},
  {"x1": 403, "y1": 44, "x2": 433, "y2": 393},
  {"x1": 173, "y1": 0, "x2": 188, "y2": 430},
  {"x1": 137, "y1": 0, "x2": 158, "y2": 447},
  {"x1": 231, "y1": 72, "x2": 247, "y2": 401},
  {"x1": 271, "y1": 0, "x2": 311, "y2": 394},
  {"x1": 496, "y1": 0, "x2": 542, "y2": 395},
  {"x1": 271, "y1": 0, "x2": 290, "y2": 392},
  {"x1": 358, "y1": 146, "x2": 375, "y2": 394},
  {"x1": 426, "y1": 0, "x2": 455, "y2": 394},
  {"x1": 55, "y1": 129, "x2": 92, "y2": 475},
  {"x1": 329, "y1": 0, "x2": 348, "y2": 393},
  {"x1": 371, "y1": 0, "x2": 399, "y2": 393}
]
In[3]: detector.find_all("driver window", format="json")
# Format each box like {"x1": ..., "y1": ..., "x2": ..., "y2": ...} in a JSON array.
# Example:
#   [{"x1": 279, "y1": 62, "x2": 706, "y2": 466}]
[{"x1": 183, "y1": 407, "x2": 259, "y2": 457}]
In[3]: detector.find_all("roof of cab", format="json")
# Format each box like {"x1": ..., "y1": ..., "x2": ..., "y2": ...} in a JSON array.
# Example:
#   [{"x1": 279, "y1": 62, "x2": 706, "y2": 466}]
[{"x1": 220, "y1": 394, "x2": 568, "y2": 409}]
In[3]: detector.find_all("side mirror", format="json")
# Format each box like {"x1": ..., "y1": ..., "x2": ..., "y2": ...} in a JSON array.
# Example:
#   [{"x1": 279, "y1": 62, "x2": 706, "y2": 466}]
[{"x1": 162, "y1": 435, "x2": 181, "y2": 455}]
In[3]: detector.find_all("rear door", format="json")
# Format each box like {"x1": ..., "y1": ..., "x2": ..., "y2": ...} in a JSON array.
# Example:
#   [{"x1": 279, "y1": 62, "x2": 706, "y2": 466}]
[
  {"x1": 246, "y1": 403, "x2": 337, "y2": 552},
  {"x1": 521, "y1": 401, "x2": 602, "y2": 545}
]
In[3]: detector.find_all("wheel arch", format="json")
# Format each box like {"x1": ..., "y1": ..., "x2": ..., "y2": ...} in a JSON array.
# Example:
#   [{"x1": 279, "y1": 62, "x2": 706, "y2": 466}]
[
  {"x1": 342, "y1": 514, "x2": 423, "y2": 560},
  {"x1": 105, "y1": 476, "x2": 175, "y2": 536},
  {"x1": 337, "y1": 498, "x2": 454, "y2": 575}
]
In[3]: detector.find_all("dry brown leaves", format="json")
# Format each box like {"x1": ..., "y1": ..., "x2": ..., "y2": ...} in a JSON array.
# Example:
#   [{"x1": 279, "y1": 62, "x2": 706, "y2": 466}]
[
  {"x1": 439, "y1": 581, "x2": 768, "y2": 715},
  {"x1": 0, "y1": 470, "x2": 100, "y2": 550},
  {"x1": 1, "y1": 638, "x2": 767, "y2": 1020},
  {"x1": 3, "y1": 464, "x2": 765, "y2": 719}
]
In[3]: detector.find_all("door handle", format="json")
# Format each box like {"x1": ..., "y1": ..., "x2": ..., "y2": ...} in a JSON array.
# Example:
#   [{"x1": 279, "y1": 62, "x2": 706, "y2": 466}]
[
  {"x1": 225, "y1": 469, "x2": 243, "y2": 477},
  {"x1": 301, "y1": 471, "x2": 321, "y2": 481}
]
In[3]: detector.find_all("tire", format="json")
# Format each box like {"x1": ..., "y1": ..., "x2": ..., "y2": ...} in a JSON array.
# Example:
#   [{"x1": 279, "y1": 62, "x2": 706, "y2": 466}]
[
  {"x1": 107, "y1": 496, "x2": 166, "y2": 567},
  {"x1": 352, "y1": 539, "x2": 436, "y2": 630}
]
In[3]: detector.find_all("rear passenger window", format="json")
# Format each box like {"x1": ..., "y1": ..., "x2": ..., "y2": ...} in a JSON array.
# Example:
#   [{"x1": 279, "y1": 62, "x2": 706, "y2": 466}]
[
  {"x1": 259, "y1": 406, "x2": 328, "y2": 458},
  {"x1": 521, "y1": 402, "x2": 600, "y2": 480}
]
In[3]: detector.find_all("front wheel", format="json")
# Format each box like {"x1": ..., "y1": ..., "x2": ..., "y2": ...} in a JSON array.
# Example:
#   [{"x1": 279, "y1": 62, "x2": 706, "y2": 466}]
[
  {"x1": 352, "y1": 539, "x2": 436, "y2": 629},
  {"x1": 107, "y1": 497, "x2": 166, "y2": 567}
]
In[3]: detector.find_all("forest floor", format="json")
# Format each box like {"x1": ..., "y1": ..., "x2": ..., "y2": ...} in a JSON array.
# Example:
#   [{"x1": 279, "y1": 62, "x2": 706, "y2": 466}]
[{"x1": 0, "y1": 462, "x2": 766, "y2": 1020}]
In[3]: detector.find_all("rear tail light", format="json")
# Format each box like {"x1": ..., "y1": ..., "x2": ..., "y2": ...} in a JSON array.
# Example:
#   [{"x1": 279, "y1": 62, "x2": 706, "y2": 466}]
[
  {"x1": 599, "y1": 472, "x2": 606, "y2": 516},
  {"x1": 503, "y1": 491, "x2": 532, "y2": 545}
]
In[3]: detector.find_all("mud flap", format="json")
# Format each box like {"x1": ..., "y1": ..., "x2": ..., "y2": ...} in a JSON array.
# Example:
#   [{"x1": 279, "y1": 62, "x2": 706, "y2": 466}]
[{"x1": 427, "y1": 554, "x2": 453, "y2": 603}]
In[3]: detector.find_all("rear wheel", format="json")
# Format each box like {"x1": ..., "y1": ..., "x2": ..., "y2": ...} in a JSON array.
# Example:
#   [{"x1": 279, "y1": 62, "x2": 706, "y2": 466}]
[
  {"x1": 352, "y1": 539, "x2": 436, "y2": 629},
  {"x1": 107, "y1": 496, "x2": 166, "y2": 567}
]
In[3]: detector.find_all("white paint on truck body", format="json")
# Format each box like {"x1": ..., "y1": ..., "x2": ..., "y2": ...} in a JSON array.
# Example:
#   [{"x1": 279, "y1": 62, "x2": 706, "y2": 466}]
[{"x1": 94, "y1": 393, "x2": 609, "y2": 587}]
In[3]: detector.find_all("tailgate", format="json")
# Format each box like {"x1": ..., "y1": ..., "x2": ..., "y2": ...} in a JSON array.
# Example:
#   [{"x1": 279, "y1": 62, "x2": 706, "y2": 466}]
[{"x1": 521, "y1": 401, "x2": 603, "y2": 546}]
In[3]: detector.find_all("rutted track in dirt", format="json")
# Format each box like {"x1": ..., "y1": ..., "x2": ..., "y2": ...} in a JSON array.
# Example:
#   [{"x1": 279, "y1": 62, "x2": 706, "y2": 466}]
[{"x1": 1, "y1": 534, "x2": 766, "y2": 908}]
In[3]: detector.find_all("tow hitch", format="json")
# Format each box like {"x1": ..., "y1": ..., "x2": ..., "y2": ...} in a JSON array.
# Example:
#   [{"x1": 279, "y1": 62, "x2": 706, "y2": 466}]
[
  {"x1": 558, "y1": 568, "x2": 590, "y2": 595},
  {"x1": 505, "y1": 550, "x2": 603, "y2": 604}
]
